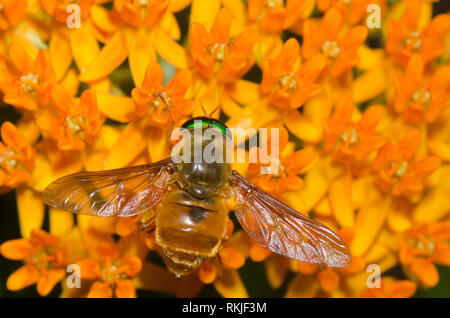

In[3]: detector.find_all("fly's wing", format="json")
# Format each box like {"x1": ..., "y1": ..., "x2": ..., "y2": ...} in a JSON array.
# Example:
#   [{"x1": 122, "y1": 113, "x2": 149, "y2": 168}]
[
  {"x1": 42, "y1": 158, "x2": 177, "y2": 217},
  {"x1": 229, "y1": 170, "x2": 351, "y2": 267}
]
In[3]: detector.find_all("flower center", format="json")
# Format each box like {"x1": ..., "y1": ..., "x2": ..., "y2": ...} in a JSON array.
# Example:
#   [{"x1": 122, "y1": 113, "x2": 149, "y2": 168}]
[
  {"x1": 416, "y1": 236, "x2": 435, "y2": 255},
  {"x1": 66, "y1": 116, "x2": 83, "y2": 134},
  {"x1": 0, "y1": 150, "x2": 18, "y2": 169},
  {"x1": 137, "y1": 0, "x2": 148, "y2": 6},
  {"x1": 279, "y1": 72, "x2": 298, "y2": 92},
  {"x1": 340, "y1": 127, "x2": 358, "y2": 146},
  {"x1": 208, "y1": 43, "x2": 227, "y2": 63},
  {"x1": 394, "y1": 161, "x2": 408, "y2": 178},
  {"x1": 404, "y1": 31, "x2": 422, "y2": 51},
  {"x1": 411, "y1": 87, "x2": 431, "y2": 106},
  {"x1": 321, "y1": 41, "x2": 340, "y2": 58},
  {"x1": 31, "y1": 247, "x2": 57, "y2": 269},
  {"x1": 261, "y1": 157, "x2": 285, "y2": 177},
  {"x1": 21, "y1": 73, "x2": 40, "y2": 94},
  {"x1": 267, "y1": 0, "x2": 283, "y2": 7}
]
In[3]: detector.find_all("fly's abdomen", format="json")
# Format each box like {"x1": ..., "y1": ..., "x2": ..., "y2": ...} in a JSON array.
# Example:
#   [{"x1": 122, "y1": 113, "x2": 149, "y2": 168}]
[{"x1": 154, "y1": 189, "x2": 228, "y2": 277}]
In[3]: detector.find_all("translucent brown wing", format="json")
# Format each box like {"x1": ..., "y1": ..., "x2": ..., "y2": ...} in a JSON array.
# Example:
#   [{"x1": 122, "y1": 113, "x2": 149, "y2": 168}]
[
  {"x1": 42, "y1": 158, "x2": 177, "y2": 217},
  {"x1": 230, "y1": 170, "x2": 351, "y2": 267}
]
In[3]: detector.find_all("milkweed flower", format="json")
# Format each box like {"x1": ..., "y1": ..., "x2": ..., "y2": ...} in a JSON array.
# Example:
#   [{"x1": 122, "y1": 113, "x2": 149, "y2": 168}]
[
  {"x1": 36, "y1": 86, "x2": 104, "y2": 151},
  {"x1": 0, "y1": 121, "x2": 35, "y2": 189},
  {"x1": 261, "y1": 38, "x2": 327, "y2": 110},
  {"x1": 131, "y1": 61, "x2": 194, "y2": 127},
  {"x1": 387, "y1": 0, "x2": 450, "y2": 66},
  {"x1": 393, "y1": 54, "x2": 450, "y2": 124},
  {"x1": 0, "y1": 229, "x2": 67, "y2": 296},
  {"x1": 323, "y1": 94, "x2": 386, "y2": 164},
  {"x1": 399, "y1": 221, "x2": 450, "y2": 287},
  {"x1": 373, "y1": 129, "x2": 441, "y2": 199},
  {"x1": 302, "y1": 8, "x2": 368, "y2": 77},
  {"x1": 247, "y1": 127, "x2": 315, "y2": 197},
  {"x1": 0, "y1": 43, "x2": 56, "y2": 111},
  {"x1": 77, "y1": 241, "x2": 143, "y2": 298},
  {"x1": 190, "y1": 8, "x2": 258, "y2": 83},
  {"x1": 317, "y1": 0, "x2": 386, "y2": 25}
]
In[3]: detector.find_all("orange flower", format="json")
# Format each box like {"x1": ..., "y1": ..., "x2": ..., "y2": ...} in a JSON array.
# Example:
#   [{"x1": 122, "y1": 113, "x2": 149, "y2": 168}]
[
  {"x1": 0, "y1": 229, "x2": 67, "y2": 296},
  {"x1": 323, "y1": 94, "x2": 386, "y2": 164},
  {"x1": 77, "y1": 241, "x2": 143, "y2": 298},
  {"x1": 387, "y1": 0, "x2": 450, "y2": 65},
  {"x1": 360, "y1": 278, "x2": 417, "y2": 298},
  {"x1": 36, "y1": 86, "x2": 104, "y2": 151},
  {"x1": 131, "y1": 62, "x2": 194, "y2": 127},
  {"x1": 317, "y1": 0, "x2": 385, "y2": 25},
  {"x1": 0, "y1": 43, "x2": 57, "y2": 111},
  {"x1": 394, "y1": 54, "x2": 450, "y2": 124},
  {"x1": 0, "y1": 0, "x2": 27, "y2": 30},
  {"x1": 40, "y1": 0, "x2": 95, "y2": 23},
  {"x1": 0, "y1": 121, "x2": 35, "y2": 189},
  {"x1": 114, "y1": 0, "x2": 169, "y2": 28},
  {"x1": 247, "y1": 0, "x2": 312, "y2": 33},
  {"x1": 190, "y1": 8, "x2": 258, "y2": 82},
  {"x1": 399, "y1": 221, "x2": 450, "y2": 287},
  {"x1": 373, "y1": 129, "x2": 441, "y2": 198},
  {"x1": 247, "y1": 127, "x2": 314, "y2": 197},
  {"x1": 261, "y1": 38, "x2": 327, "y2": 110},
  {"x1": 302, "y1": 8, "x2": 367, "y2": 77}
]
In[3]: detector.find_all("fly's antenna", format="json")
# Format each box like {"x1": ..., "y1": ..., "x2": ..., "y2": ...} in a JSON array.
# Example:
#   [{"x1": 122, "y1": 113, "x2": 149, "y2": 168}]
[
  {"x1": 208, "y1": 105, "x2": 220, "y2": 117},
  {"x1": 200, "y1": 102, "x2": 207, "y2": 117}
]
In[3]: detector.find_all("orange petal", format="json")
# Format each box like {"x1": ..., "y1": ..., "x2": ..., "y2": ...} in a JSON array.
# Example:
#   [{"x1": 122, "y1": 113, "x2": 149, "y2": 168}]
[
  {"x1": 317, "y1": 268, "x2": 340, "y2": 293},
  {"x1": 0, "y1": 238, "x2": 31, "y2": 260},
  {"x1": 129, "y1": 28, "x2": 157, "y2": 87},
  {"x1": 198, "y1": 262, "x2": 217, "y2": 284},
  {"x1": 6, "y1": 264, "x2": 39, "y2": 291},
  {"x1": 122, "y1": 256, "x2": 143, "y2": 276},
  {"x1": 37, "y1": 268, "x2": 65, "y2": 296},
  {"x1": 79, "y1": 29, "x2": 131, "y2": 82},
  {"x1": 88, "y1": 281, "x2": 113, "y2": 298},
  {"x1": 115, "y1": 279, "x2": 136, "y2": 298},
  {"x1": 220, "y1": 247, "x2": 245, "y2": 269}
]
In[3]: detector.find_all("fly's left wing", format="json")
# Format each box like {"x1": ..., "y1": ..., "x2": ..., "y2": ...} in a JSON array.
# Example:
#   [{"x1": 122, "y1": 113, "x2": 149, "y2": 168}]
[
  {"x1": 230, "y1": 170, "x2": 351, "y2": 267},
  {"x1": 42, "y1": 158, "x2": 177, "y2": 217}
]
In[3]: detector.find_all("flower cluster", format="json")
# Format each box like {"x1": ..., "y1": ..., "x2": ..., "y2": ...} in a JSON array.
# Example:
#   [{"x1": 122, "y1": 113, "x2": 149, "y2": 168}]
[{"x1": 0, "y1": 0, "x2": 449, "y2": 298}]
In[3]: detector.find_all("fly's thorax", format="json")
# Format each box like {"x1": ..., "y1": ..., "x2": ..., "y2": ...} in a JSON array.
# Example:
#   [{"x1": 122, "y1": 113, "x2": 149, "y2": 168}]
[{"x1": 174, "y1": 127, "x2": 231, "y2": 199}]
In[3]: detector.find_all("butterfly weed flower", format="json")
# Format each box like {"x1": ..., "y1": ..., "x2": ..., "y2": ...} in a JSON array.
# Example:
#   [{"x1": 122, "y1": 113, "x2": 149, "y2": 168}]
[
  {"x1": 386, "y1": 0, "x2": 450, "y2": 66},
  {"x1": 260, "y1": 38, "x2": 327, "y2": 110},
  {"x1": 373, "y1": 129, "x2": 441, "y2": 199},
  {"x1": 399, "y1": 221, "x2": 450, "y2": 287},
  {"x1": 36, "y1": 86, "x2": 104, "y2": 151},
  {"x1": 393, "y1": 54, "x2": 450, "y2": 124},
  {"x1": 0, "y1": 121, "x2": 35, "y2": 189},
  {"x1": 190, "y1": 8, "x2": 258, "y2": 83},
  {"x1": 0, "y1": 42, "x2": 56, "y2": 111},
  {"x1": 323, "y1": 94, "x2": 386, "y2": 164},
  {"x1": 77, "y1": 241, "x2": 143, "y2": 298},
  {"x1": 0, "y1": 229, "x2": 67, "y2": 296},
  {"x1": 302, "y1": 7, "x2": 368, "y2": 77},
  {"x1": 131, "y1": 61, "x2": 194, "y2": 127}
]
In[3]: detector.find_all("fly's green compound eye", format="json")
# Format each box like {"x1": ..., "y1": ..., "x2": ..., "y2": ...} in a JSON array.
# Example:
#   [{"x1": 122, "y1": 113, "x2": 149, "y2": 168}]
[{"x1": 181, "y1": 116, "x2": 232, "y2": 140}]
